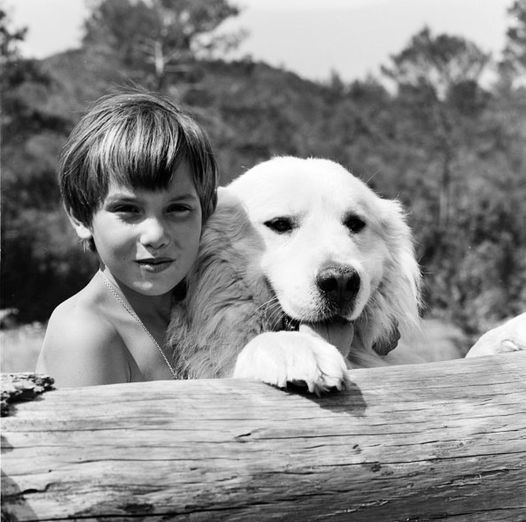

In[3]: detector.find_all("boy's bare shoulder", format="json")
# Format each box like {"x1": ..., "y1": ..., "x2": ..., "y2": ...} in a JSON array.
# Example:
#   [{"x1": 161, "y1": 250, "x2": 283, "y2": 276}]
[
  {"x1": 48, "y1": 294, "x2": 115, "y2": 342},
  {"x1": 38, "y1": 288, "x2": 131, "y2": 386}
]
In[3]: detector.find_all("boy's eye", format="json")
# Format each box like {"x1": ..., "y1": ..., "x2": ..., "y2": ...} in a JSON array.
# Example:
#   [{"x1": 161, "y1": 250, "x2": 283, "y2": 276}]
[
  {"x1": 111, "y1": 204, "x2": 140, "y2": 214},
  {"x1": 167, "y1": 204, "x2": 193, "y2": 214}
]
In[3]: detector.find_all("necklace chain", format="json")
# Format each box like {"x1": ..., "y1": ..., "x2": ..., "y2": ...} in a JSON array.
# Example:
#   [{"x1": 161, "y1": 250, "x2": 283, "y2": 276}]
[{"x1": 100, "y1": 271, "x2": 177, "y2": 379}]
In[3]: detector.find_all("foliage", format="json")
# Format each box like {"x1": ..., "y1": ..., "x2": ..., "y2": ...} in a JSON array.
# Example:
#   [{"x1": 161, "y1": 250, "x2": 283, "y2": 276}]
[
  {"x1": 82, "y1": 0, "x2": 245, "y2": 90},
  {"x1": 382, "y1": 27, "x2": 491, "y2": 232},
  {"x1": 0, "y1": 8, "x2": 96, "y2": 322},
  {"x1": 2, "y1": 2, "x2": 525, "y2": 336},
  {"x1": 501, "y1": 0, "x2": 526, "y2": 79},
  {"x1": 0, "y1": 6, "x2": 25, "y2": 62}
]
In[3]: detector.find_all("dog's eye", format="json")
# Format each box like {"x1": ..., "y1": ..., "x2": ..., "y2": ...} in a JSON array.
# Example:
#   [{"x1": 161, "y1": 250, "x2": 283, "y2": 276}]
[
  {"x1": 264, "y1": 217, "x2": 295, "y2": 234},
  {"x1": 344, "y1": 214, "x2": 366, "y2": 233}
]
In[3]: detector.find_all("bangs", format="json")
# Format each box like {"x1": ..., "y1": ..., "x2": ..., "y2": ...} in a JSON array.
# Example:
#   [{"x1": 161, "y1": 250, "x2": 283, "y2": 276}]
[
  {"x1": 88, "y1": 106, "x2": 186, "y2": 192},
  {"x1": 60, "y1": 91, "x2": 218, "y2": 227}
]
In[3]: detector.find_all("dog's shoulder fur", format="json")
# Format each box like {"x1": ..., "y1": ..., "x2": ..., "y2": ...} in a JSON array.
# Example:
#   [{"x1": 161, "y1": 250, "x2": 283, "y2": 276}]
[{"x1": 169, "y1": 189, "x2": 279, "y2": 378}]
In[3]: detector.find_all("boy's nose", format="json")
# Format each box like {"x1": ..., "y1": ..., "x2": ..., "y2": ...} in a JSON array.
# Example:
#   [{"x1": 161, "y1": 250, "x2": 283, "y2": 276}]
[{"x1": 139, "y1": 218, "x2": 169, "y2": 249}]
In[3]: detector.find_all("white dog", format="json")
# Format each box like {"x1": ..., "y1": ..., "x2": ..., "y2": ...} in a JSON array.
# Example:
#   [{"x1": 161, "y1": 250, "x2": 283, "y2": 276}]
[{"x1": 168, "y1": 157, "x2": 422, "y2": 393}]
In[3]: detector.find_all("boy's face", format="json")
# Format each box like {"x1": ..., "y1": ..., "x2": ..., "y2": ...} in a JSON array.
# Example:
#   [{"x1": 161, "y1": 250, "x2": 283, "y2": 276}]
[{"x1": 82, "y1": 162, "x2": 202, "y2": 296}]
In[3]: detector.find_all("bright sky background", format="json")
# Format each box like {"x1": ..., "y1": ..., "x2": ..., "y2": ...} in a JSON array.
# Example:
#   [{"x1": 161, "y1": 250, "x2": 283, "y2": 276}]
[{"x1": 5, "y1": 0, "x2": 513, "y2": 83}]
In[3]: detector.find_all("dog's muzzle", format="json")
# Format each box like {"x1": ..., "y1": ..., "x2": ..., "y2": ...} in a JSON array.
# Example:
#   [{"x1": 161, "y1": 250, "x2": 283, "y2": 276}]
[{"x1": 315, "y1": 264, "x2": 360, "y2": 315}]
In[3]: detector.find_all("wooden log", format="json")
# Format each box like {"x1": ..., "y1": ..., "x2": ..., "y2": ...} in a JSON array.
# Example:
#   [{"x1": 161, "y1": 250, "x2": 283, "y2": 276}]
[
  {"x1": 1, "y1": 373, "x2": 55, "y2": 417},
  {"x1": 2, "y1": 352, "x2": 526, "y2": 521}
]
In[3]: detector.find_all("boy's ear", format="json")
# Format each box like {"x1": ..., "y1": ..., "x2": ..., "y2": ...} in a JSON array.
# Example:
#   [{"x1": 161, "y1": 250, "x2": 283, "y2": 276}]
[{"x1": 68, "y1": 214, "x2": 93, "y2": 240}]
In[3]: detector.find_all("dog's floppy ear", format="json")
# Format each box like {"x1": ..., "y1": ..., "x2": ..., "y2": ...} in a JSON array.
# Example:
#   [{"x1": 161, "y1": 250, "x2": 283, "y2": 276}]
[
  {"x1": 372, "y1": 321, "x2": 401, "y2": 356},
  {"x1": 355, "y1": 198, "x2": 422, "y2": 355}
]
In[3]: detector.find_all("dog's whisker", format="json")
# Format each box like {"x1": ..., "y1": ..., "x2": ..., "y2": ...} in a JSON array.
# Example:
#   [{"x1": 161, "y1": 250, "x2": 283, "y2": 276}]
[
  {"x1": 271, "y1": 305, "x2": 288, "y2": 329},
  {"x1": 255, "y1": 296, "x2": 280, "y2": 315},
  {"x1": 256, "y1": 295, "x2": 279, "y2": 311},
  {"x1": 259, "y1": 300, "x2": 282, "y2": 323},
  {"x1": 256, "y1": 297, "x2": 286, "y2": 330},
  {"x1": 268, "y1": 306, "x2": 286, "y2": 330},
  {"x1": 365, "y1": 169, "x2": 382, "y2": 185}
]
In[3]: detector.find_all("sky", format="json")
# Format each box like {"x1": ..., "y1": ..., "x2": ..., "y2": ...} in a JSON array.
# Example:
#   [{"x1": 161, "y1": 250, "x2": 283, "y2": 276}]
[{"x1": 5, "y1": 0, "x2": 513, "y2": 84}]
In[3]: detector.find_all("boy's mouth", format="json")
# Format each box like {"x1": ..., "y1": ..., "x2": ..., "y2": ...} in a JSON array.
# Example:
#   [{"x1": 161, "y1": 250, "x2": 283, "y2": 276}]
[{"x1": 136, "y1": 257, "x2": 174, "y2": 272}]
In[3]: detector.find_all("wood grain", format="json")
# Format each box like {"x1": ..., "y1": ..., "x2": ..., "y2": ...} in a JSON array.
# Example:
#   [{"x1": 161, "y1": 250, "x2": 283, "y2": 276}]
[{"x1": 2, "y1": 352, "x2": 525, "y2": 521}]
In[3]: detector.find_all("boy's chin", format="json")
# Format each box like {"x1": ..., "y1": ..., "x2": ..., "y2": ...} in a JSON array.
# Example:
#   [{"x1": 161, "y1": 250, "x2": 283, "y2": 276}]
[
  {"x1": 133, "y1": 282, "x2": 179, "y2": 297},
  {"x1": 141, "y1": 277, "x2": 187, "y2": 297}
]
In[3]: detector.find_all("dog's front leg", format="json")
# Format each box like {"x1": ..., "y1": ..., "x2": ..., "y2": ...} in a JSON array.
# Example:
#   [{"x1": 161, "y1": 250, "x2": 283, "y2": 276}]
[{"x1": 233, "y1": 331, "x2": 351, "y2": 394}]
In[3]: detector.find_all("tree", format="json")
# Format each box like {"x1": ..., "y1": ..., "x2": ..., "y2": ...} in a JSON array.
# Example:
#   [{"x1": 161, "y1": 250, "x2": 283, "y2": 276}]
[
  {"x1": 377, "y1": 27, "x2": 526, "y2": 332},
  {"x1": 500, "y1": 0, "x2": 526, "y2": 80},
  {"x1": 0, "y1": 6, "x2": 26, "y2": 64},
  {"x1": 382, "y1": 27, "x2": 490, "y2": 234},
  {"x1": 82, "y1": 0, "x2": 245, "y2": 91},
  {"x1": 1, "y1": 8, "x2": 94, "y2": 322},
  {"x1": 1, "y1": 7, "x2": 66, "y2": 202}
]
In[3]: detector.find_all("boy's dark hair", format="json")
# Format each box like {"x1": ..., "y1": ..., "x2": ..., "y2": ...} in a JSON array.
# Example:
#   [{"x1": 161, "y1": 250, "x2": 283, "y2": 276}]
[{"x1": 59, "y1": 91, "x2": 218, "y2": 248}]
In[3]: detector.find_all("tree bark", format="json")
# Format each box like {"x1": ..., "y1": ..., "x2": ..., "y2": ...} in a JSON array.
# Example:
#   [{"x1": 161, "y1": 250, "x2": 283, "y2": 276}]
[{"x1": 2, "y1": 352, "x2": 525, "y2": 521}]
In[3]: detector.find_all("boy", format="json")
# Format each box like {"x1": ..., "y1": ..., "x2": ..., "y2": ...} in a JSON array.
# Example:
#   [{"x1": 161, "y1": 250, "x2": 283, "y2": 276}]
[{"x1": 36, "y1": 92, "x2": 218, "y2": 386}]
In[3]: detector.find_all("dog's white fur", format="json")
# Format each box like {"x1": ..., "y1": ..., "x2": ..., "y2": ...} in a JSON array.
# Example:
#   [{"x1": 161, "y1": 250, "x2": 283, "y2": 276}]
[
  {"x1": 168, "y1": 157, "x2": 421, "y2": 392},
  {"x1": 466, "y1": 313, "x2": 526, "y2": 357}
]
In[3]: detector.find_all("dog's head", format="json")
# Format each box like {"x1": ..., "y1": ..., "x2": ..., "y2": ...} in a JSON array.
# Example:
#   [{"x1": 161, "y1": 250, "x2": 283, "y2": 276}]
[{"x1": 225, "y1": 156, "x2": 421, "y2": 353}]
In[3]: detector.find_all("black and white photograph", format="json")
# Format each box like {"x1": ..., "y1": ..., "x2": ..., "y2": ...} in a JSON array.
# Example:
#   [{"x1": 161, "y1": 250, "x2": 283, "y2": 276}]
[{"x1": 1, "y1": 0, "x2": 525, "y2": 519}]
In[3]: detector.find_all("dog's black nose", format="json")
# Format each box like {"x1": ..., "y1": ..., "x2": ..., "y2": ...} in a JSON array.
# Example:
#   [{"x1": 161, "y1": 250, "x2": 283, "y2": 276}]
[{"x1": 316, "y1": 265, "x2": 360, "y2": 308}]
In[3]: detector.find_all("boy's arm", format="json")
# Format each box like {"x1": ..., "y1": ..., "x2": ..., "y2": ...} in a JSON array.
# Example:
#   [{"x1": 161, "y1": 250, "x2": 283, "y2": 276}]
[{"x1": 36, "y1": 308, "x2": 131, "y2": 387}]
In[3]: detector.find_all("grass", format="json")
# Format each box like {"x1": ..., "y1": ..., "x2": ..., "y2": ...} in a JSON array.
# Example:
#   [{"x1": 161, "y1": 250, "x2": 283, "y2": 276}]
[
  {"x1": 1, "y1": 323, "x2": 45, "y2": 373},
  {"x1": 388, "y1": 317, "x2": 469, "y2": 364}
]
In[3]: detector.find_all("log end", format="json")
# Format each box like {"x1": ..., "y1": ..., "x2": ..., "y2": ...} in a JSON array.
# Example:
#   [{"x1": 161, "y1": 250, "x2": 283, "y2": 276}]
[{"x1": 1, "y1": 373, "x2": 55, "y2": 416}]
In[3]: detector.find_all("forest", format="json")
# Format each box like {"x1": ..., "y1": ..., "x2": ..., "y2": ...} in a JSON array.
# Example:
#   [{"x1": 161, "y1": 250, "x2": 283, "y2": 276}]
[{"x1": 1, "y1": 0, "x2": 525, "y2": 341}]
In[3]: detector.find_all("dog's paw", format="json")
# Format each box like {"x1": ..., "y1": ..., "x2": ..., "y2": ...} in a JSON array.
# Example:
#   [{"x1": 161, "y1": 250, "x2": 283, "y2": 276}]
[
  {"x1": 465, "y1": 313, "x2": 526, "y2": 358},
  {"x1": 233, "y1": 331, "x2": 350, "y2": 394}
]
